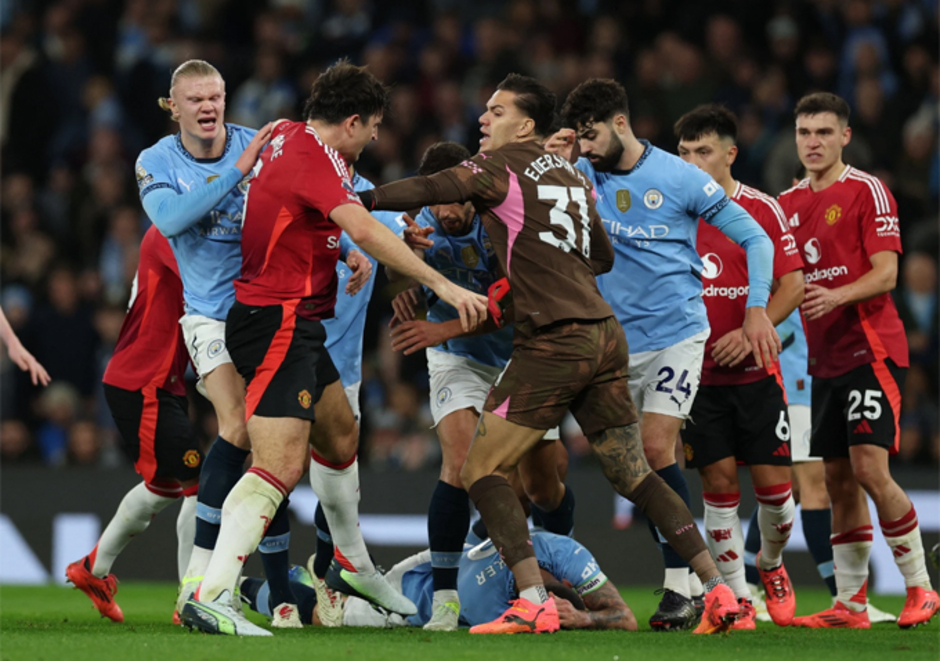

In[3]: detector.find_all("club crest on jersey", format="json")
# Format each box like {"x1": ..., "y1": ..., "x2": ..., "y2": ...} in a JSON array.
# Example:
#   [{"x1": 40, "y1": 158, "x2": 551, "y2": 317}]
[
  {"x1": 616, "y1": 189, "x2": 631, "y2": 212},
  {"x1": 298, "y1": 389, "x2": 312, "y2": 409},
  {"x1": 643, "y1": 189, "x2": 663, "y2": 209},
  {"x1": 436, "y1": 387, "x2": 452, "y2": 408},
  {"x1": 824, "y1": 204, "x2": 842, "y2": 226},
  {"x1": 183, "y1": 450, "x2": 201, "y2": 468},
  {"x1": 700, "y1": 253, "x2": 723, "y2": 279},
  {"x1": 207, "y1": 339, "x2": 225, "y2": 359},
  {"x1": 461, "y1": 245, "x2": 480, "y2": 268},
  {"x1": 237, "y1": 175, "x2": 252, "y2": 195},
  {"x1": 683, "y1": 443, "x2": 694, "y2": 462}
]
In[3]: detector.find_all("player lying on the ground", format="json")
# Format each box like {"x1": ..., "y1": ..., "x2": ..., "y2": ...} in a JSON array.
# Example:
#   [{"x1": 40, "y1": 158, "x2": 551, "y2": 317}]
[
  {"x1": 240, "y1": 531, "x2": 637, "y2": 631},
  {"x1": 675, "y1": 104, "x2": 803, "y2": 629}
]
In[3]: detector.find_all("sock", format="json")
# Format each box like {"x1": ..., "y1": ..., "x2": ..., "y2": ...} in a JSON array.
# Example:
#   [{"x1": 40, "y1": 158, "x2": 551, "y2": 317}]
[
  {"x1": 468, "y1": 475, "x2": 536, "y2": 571},
  {"x1": 313, "y1": 502, "x2": 334, "y2": 579},
  {"x1": 91, "y1": 481, "x2": 179, "y2": 577},
  {"x1": 880, "y1": 505, "x2": 933, "y2": 590},
  {"x1": 755, "y1": 482, "x2": 795, "y2": 569},
  {"x1": 831, "y1": 525, "x2": 873, "y2": 612},
  {"x1": 176, "y1": 489, "x2": 198, "y2": 582},
  {"x1": 629, "y1": 472, "x2": 715, "y2": 584},
  {"x1": 198, "y1": 468, "x2": 287, "y2": 602},
  {"x1": 802, "y1": 508, "x2": 837, "y2": 596},
  {"x1": 519, "y1": 582, "x2": 549, "y2": 605},
  {"x1": 530, "y1": 484, "x2": 575, "y2": 536},
  {"x1": 703, "y1": 491, "x2": 749, "y2": 600},
  {"x1": 647, "y1": 465, "x2": 691, "y2": 594},
  {"x1": 192, "y1": 437, "x2": 249, "y2": 565},
  {"x1": 243, "y1": 577, "x2": 317, "y2": 625},
  {"x1": 688, "y1": 571, "x2": 703, "y2": 598},
  {"x1": 259, "y1": 498, "x2": 295, "y2": 608},
  {"x1": 743, "y1": 506, "x2": 761, "y2": 587},
  {"x1": 428, "y1": 480, "x2": 470, "y2": 591},
  {"x1": 308, "y1": 453, "x2": 374, "y2": 573}
]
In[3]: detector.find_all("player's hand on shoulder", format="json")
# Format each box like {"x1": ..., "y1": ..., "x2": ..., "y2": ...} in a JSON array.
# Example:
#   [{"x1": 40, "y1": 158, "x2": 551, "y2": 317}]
[
  {"x1": 390, "y1": 320, "x2": 449, "y2": 355},
  {"x1": 743, "y1": 307, "x2": 781, "y2": 369},
  {"x1": 389, "y1": 287, "x2": 423, "y2": 328},
  {"x1": 235, "y1": 122, "x2": 274, "y2": 175},
  {"x1": 801, "y1": 283, "x2": 842, "y2": 321},
  {"x1": 402, "y1": 213, "x2": 434, "y2": 250},
  {"x1": 544, "y1": 128, "x2": 576, "y2": 163},
  {"x1": 711, "y1": 327, "x2": 752, "y2": 368},
  {"x1": 344, "y1": 250, "x2": 373, "y2": 296},
  {"x1": 436, "y1": 281, "x2": 487, "y2": 332}
]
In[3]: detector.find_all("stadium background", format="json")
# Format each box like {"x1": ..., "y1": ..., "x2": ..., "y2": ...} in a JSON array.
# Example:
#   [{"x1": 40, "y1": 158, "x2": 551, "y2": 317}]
[{"x1": 0, "y1": 0, "x2": 936, "y2": 591}]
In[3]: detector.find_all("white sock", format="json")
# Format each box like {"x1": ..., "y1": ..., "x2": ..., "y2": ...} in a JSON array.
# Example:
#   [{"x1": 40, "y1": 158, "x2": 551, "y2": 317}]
[
  {"x1": 688, "y1": 571, "x2": 703, "y2": 598},
  {"x1": 703, "y1": 491, "x2": 749, "y2": 600},
  {"x1": 755, "y1": 482, "x2": 795, "y2": 569},
  {"x1": 831, "y1": 526, "x2": 873, "y2": 612},
  {"x1": 176, "y1": 494, "x2": 197, "y2": 583},
  {"x1": 433, "y1": 588, "x2": 459, "y2": 605},
  {"x1": 520, "y1": 585, "x2": 548, "y2": 604},
  {"x1": 185, "y1": 546, "x2": 213, "y2": 582},
  {"x1": 92, "y1": 482, "x2": 178, "y2": 577},
  {"x1": 199, "y1": 469, "x2": 286, "y2": 602},
  {"x1": 663, "y1": 568, "x2": 691, "y2": 599},
  {"x1": 309, "y1": 455, "x2": 374, "y2": 573},
  {"x1": 880, "y1": 505, "x2": 933, "y2": 590}
]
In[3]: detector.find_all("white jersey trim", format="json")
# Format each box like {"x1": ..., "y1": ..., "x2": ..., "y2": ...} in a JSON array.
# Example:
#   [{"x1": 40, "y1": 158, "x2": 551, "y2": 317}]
[
  {"x1": 778, "y1": 178, "x2": 811, "y2": 197},
  {"x1": 737, "y1": 183, "x2": 789, "y2": 231},
  {"x1": 845, "y1": 167, "x2": 890, "y2": 215}
]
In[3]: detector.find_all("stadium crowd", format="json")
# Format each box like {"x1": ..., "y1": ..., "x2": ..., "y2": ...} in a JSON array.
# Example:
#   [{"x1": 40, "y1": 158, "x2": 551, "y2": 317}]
[{"x1": 0, "y1": 0, "x2": 937, "y2": 470}]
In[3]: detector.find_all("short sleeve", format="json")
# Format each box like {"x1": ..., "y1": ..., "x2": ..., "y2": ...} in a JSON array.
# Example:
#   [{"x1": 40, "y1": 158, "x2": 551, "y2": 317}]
[
  {"x1": 858, "y1": 178, "x2": 902, "y2": 258},
  {"x1": 754, "y1": 197, "x2": 803, "y2": 278},
  {"x1": 684, "y1": 164, "x2": 730, "y2": 222},
  {"x1": 294, "y1": 144, "x2": 363, "y2": 218},
  {"x1": 551, "y1": 537, "x2": 608, "y2": 597},
  {"x1": 136, "y1": 149, "x2": 176, "y2": 199}
]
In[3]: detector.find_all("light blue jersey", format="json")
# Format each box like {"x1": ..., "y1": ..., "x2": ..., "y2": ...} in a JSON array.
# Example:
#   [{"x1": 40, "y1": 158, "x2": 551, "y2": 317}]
[
  {"x1": 324, "y1": 173, "x2": 406, "y2": 388},
  {"x1": 401, "y1": 532, "x2": 607, "y2": 627},
  {"x1": 777, "y1": 309, "x2": 811, "y2": 407},
  {"x1": 577, "y1": 141, "x2": 772, "y2": 354},
  {"x1": 137, "y1": 124, "x2": 256, "y2": 320},
  {"x1": 416, "y1": 207, "x2": 513, "y2": 368}
]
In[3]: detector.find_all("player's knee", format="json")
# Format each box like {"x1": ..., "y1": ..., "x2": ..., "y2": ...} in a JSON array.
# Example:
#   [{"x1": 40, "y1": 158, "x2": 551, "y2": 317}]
[
  {"x1": 315, "y1": 424, "x2": 359, "y2": 466},
  {"x1": 641, "y1": 437, "x2": 675, "y2": 470},
  {"x1": 851, "y1": 460, "x2": 892, "y2": 497},
  {"x1": 701, "y1": 467, "x2": 737, "y2": 494}
]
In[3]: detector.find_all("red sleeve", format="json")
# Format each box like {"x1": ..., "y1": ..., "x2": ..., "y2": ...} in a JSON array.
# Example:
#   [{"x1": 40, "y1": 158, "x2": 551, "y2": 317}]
[
  {"x1": 151, "y1": 227, "x2": 180, "y2": 277},
  {"x1": 857, "y1": 178, "x2": 902, "y2": 258},
  {"x1": 755, "y1": 197, "x2": 803, "y2": 279},
  {"x1": 293, "y1": 140, "x2": 363, "y2": 219}
]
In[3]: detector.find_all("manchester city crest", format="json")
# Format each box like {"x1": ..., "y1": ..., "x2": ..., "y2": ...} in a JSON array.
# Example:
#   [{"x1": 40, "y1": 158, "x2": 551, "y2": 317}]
[{"x1": 643, "y1": 189, "x2": 664, "y2": 209}]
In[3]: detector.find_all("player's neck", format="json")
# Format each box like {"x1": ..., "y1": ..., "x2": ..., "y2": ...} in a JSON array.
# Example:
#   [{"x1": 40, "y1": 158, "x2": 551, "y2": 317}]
[
  {"x1": 180, "y1": 125, "x2": 227, "y2": 160},
  {"x1": 720, "y1": 176, "x2": 738, "y2": 199},
  {"x1": 808, "y1": 158, "x2": 846, "y2": 192},
  {"x1": 308, "y1": 120, "x2": 352, "y2": 162},
  {"x1": 616, "y1": 134, "x2": 646, "y2": 171}
]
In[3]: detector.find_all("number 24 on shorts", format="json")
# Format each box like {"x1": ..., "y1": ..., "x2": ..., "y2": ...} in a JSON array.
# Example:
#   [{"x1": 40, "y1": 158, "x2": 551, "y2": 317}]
[{"x1": 655, "y1": 367, "x2": 692, "y2": 400}]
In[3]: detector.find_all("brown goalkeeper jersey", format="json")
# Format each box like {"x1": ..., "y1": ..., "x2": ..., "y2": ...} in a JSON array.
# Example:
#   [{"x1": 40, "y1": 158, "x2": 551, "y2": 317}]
[{"x1": 370, "y1": 140, "x2": 615, "y2": 330}]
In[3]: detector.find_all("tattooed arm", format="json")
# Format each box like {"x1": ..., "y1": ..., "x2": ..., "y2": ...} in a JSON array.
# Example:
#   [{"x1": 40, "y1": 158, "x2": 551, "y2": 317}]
[
  {"x1": 587, "y1": 423, "x2": 651, "y2": 499},
  {"x1": 554, "y1": 581, "x2": 637, "y2": 631}
]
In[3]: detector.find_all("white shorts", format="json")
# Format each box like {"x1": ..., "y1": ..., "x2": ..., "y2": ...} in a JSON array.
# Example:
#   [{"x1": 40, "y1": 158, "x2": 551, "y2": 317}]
[
  {"x1": 180, "y1": 314, "x2": 232, "y2": 378},
  {"x1": 628, "y1": 328, "x2": 708, "y2": 420},
  {"x1": 427, "y1": 350, "x2": 558, "y2": 440},
  {"x1": 345, "y1": 381, "x2": 361, "y2": 423},
  {"x1": 342, "y1": 550, "x2": 430, "y2": 628},
  {"x1": 788, "y1": 404, "x2": 819, "y2": 463}
]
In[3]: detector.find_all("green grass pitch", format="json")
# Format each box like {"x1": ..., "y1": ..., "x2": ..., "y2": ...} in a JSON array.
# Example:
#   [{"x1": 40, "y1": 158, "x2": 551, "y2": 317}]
[{"x1": 1, "y1": 584, "x2": 937, "y2": 661}]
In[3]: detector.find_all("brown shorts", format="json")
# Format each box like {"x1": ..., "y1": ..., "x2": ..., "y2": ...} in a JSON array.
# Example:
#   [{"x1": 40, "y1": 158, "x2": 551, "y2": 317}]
[{"x1": 484, "y1": 316, "x2": 638, "y2": 436}]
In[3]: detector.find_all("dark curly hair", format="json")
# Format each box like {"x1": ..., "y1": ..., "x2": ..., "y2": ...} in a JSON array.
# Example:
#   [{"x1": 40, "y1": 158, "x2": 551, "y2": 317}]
[
  {"x1": 417, "y1": 142, "x2": 472, "y2": 176},
  {"x1": 496, "y1": 74, "x2": 557, "y2": 138},
  {"x1": 303, "y1": 59, "x2": 390, "y2": 125},
  {"x1": 674, "y1": 104, "x2": 738, "y2": 143},
  {"x1": 794, "y1": 92, "x2": 850, "y2": 125},
  {"x1": 562, "y1": 78, "x2": 629, "y2": 131}
]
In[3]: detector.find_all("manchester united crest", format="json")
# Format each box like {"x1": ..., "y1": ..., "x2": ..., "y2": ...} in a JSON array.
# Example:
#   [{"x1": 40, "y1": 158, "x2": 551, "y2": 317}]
[
  {"x1": 683, "y1": 443, "x2": 694, "y2": 462},
  {"x1": 824, "y1": 204, "x2": 842, "y2": 226},
  {"x1": 183, "y1": 450, "x2": 201, "y2": 468},
  {"x1": 298, "y1": 389, "x2": 312, "y2": 409}
]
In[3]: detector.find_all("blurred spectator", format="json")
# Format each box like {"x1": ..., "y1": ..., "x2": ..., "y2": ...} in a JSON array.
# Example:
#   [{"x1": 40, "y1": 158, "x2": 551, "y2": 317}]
[
  {"x1": 229, "y1": 48, "x2": 297, "y2": 127},
  {"x1": 67, "y1": 419, "x2": 102, "y2": 466},
  {"x1": 0, "y1": 419, "x2": 40, "y2": 463},
  {"x1": 98, "y1": 206, "x2": 141, "y2": 305},
  {"x1": 35, "y1": 381, "x2": 81, "y2": 465},
  {"x1": 895, "y1": 252, "x2": 939, "y2": 373}
]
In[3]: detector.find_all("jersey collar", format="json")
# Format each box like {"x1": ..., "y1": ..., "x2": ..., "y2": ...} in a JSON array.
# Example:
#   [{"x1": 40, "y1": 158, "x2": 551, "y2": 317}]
[
  {"x1": 610, "y1": 139, "x2": 653, "y2": 176},
  {"x1": 174, "y1": 124, "x2": 235, "y2": 164}
]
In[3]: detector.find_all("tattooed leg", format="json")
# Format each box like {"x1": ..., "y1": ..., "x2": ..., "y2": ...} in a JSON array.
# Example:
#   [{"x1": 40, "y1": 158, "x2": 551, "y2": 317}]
[{"x1": 588, "y1": 425, "x2": 720, "y2": 583}]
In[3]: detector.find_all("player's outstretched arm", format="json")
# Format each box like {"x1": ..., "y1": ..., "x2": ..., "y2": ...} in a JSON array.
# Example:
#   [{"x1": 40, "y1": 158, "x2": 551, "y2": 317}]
[
  {"x1": 0, "y1": 306, "x2": 50, "y2": 386},
  {"x1": 802, "y1": 250, "x2": 897, "y2": 321},
  {"x1": 554, "y1": 581, "x2": 637, "y2": 631},
  {"x1": 142, "y1": 123, "x2": 273, "y2": 238},
  {"x1": 359, "y1": 170, "x2": 469, "y2": 212},
  {"x1": 331, "y1": 204, "x2": 487, "y2": 331}
]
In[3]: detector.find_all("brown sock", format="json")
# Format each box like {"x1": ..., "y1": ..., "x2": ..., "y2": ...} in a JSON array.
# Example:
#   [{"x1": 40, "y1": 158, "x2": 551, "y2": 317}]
[
  {"x1": 468, "y1": 475, "x2": 536, "y2": 572},
  {"x1": 629, "y1": 472, "x2": 720, "y2": 582}
]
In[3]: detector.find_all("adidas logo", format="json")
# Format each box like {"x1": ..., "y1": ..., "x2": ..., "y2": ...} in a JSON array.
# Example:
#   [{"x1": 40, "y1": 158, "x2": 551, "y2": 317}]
[
  {"x1": 772, "y1": 444, "x2": 790, "y2": 457},
  {"x1": 893, "y1": 544, "x2": 911, "y2": 558},
  {"x1": 853, "y1": 420, "x2": 873, "y2": 434},
  {"x1": 716, "y1": 551, "x2": 739, "y2": 562}
]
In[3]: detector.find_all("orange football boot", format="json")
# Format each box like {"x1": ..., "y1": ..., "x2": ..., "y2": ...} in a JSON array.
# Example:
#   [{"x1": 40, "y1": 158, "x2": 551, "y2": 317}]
[
  {"x1": 791, "y1": 601, "x2": 870, "y2": 629},
  {"x1": 757, "y1": 552, "x2": 796, "y2": 626},
  {"x1": 732, "y1": 598, "x2": 756, "y2": 630},
  {"x1": 469, "y1": 597, "x2": 560, "y2": 634},
  {"x1": 897, "y1": 587, "x2": 939, "y2": 629},
  {"x1": 66, "y1": 556, "x2": 124, "y2": 623},
  {"x1": 693, "y1": 583, "x2": 739, "y2": 634}
]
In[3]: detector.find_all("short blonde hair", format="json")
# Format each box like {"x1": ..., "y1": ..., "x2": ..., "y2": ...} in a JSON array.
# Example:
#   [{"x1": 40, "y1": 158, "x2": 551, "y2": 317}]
[{"x1": 157, "y1": 60, "x2": 223, "y2": 121}]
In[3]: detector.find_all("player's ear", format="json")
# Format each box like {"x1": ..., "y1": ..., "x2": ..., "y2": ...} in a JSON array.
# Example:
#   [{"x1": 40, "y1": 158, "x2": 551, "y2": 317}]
[
  {"x1": 345, "y1": 114, "x2": 362, "y2": 136},
  {"x1": 841, "y1": 125, "x2": 852, "y2": 147},
  {"x1": 727, "y1": 144, "x2": 739, "y2": 166}
]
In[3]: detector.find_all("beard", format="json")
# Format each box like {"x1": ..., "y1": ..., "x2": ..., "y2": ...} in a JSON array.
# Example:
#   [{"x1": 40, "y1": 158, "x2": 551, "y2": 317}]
[{"x1": 588, "y1": 136, "x2": 625, "y2": 172}]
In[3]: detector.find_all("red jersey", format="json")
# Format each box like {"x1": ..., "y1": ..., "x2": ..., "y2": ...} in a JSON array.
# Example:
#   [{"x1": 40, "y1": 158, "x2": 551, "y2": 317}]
[
  {"x1": 234, "y1": 121, "x2": 363, "y2": 320},
  {"x1": 103, "y1": 225, "x2": 188, "y2": 395},
  {"x1": 698, "y1": 183, "x2": 804, "y2": 386},
  {"x1": 778, "y1": 165, "x2": 908, "y2": 379}
]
